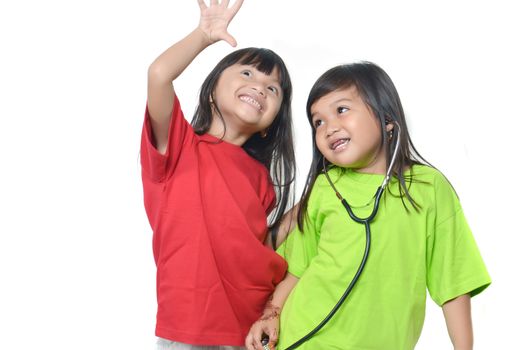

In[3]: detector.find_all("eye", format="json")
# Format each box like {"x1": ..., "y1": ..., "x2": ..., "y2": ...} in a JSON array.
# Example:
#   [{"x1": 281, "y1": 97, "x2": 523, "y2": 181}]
[
  {"x1": 241, "y1": 70, "x2": 252, "y2": 77},
  {"x1": 267, "y1": 86, "x2": 279, "y2": 95},
  {"x1": 337, "y1": 106, "x2": 349, "y2": 114},
  {"x1": 313, "y1": 119, "x2": 324, "y2": 128}
]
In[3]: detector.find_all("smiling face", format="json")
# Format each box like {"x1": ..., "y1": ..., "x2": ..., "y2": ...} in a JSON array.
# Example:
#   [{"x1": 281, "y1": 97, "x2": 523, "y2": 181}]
[
  {"x1": 211, "y1": 63, "x2": 283, "y2": 141},
  {"x1": 310, "y1": 86, "x2": 389, "y2": 174}
]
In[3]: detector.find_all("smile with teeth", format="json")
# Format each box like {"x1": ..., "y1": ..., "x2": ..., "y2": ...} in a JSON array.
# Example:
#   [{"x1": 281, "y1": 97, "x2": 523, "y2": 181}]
[
  {"x1": 330, "y1": 138, "x2": 350, "y2": 151},
  {"x1": 240, "y1": 95, "x2": 262, "y2": 111}
]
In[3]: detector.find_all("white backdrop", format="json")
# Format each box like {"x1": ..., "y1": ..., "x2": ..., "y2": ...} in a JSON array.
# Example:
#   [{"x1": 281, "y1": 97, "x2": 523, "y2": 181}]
[{"x1": 0, "y1": 0, "x2": 524, "y2": 349}]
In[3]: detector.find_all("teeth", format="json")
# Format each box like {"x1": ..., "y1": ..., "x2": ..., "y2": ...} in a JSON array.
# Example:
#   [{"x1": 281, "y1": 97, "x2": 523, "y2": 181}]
[
  {"x1": 332, "y1": 139, "x2": 349, "y2": 150},
  {"x1": 240, "y1": 95, "x2": 262, "y2": 110}
]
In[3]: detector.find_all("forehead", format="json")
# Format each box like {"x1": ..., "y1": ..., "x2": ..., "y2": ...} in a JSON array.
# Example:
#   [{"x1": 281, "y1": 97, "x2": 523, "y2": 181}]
[
  {"x1": 226, "y1": 63, "x2": 281, "y2": 82},
  {"x1": 311, "y1": 86, "x2": 361, "y2": 111}
]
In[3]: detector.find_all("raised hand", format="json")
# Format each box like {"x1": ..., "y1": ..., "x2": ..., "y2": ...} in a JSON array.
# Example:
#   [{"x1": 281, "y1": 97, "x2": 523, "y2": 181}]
[{"x1": 197, "y1": 0, "x2": 244, "y2": 47}]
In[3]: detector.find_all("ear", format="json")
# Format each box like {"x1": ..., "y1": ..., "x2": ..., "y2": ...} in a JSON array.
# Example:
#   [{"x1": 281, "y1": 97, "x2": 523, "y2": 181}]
[
  {"x1": 209, "y1": 95, "x2": 217, "y2": 113},
  {"x1": 385, "y1": 122, "x2": 394, "y2": 133}
]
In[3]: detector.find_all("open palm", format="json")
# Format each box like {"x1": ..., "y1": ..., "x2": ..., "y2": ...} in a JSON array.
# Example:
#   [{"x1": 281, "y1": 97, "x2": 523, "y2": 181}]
[{"x1": 198, "y1": 0, "x2": 244, "y2": 47}]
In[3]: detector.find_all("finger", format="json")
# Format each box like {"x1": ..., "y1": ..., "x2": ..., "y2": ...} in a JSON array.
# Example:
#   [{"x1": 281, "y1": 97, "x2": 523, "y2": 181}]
[
  {"x1": 252, "y1": 338, "x2": 262, "y2": 350},
  {"x1": 268, "y1": 328, "x2": 279, "y2": 348},
  {"x1": 223, "y1": 32, "x2": 237, "y2": 47},
  {"x1": 248, "y1": 330, "x2": 264, "y2": 350},
  {"x1": 210, "y1": 0, "x2": 219, "y2": 5},
  {"x1": 245, "y1": 334, "x2": 255, "y2": 350},
  {"x1": 252, "y1": 327, "x2": 265, "y2": 350},
  {"x1": 228, "y1": 0, "x2": 244, "y2": 17},
  {"x1": 263, "y1": 325, "x2": 277, "y2": 343},
  {"x1": 269, "y1": 327, "x2": 278, "y2": 343},
  {"x1": 197, "y1": 0, "x2": 207, "y2": 11}
]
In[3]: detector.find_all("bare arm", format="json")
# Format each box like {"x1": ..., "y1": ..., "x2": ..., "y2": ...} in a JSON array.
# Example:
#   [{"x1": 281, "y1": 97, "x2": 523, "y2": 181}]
[
  {"x1": 442, "y1": 294, "x2": 473, "y2": 350},
  {"x1": 245, "y1": 273, "x2": 299, "y2": 350},
  {"x1": 265, "y1": 205, "x2": 299, "y2": 248},
  {"x1": 147, "y1": 0, "x2": 244, "y2": 154}
]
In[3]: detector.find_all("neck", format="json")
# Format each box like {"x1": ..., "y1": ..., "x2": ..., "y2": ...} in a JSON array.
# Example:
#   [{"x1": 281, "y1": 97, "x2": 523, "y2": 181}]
[
  {"x1": 208, "y1": 115, "x2": 252, "y2": 146},
  {"x1": 353, "y1": 163, "x2": 386, "y2": 175},
  {"x1": 353, "y1": 147, "x2": 388, "y2": 175}
]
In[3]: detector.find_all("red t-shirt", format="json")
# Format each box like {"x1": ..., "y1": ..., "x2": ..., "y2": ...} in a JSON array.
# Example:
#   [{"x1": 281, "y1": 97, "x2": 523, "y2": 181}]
[{"x1": 140, "y1": 94, "x2": 287, "y2": 346}]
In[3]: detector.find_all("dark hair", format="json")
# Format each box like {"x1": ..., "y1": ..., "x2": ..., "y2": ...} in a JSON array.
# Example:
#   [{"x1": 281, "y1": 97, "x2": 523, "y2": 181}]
[
  {"x1": 298, "y1": 62, "x2": 430, "y2": 231},
  {"x1": 191, "y1": 48, "x2": 295, "y2": 244}
]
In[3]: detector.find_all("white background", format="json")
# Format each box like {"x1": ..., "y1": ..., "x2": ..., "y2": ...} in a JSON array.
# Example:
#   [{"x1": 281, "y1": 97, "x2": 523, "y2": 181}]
[{"x1": 0, "y1": 0, "x2": 524, "y2": 348}]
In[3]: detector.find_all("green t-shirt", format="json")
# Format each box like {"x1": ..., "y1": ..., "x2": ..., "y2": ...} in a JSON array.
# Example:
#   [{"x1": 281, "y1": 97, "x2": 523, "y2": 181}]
[{"x1": 277, "y1": 165, "x2": 490, "y2": 350}]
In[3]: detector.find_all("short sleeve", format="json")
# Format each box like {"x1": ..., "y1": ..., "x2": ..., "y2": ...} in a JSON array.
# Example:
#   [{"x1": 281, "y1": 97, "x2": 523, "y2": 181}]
[
  {"x1": 277, "y1": 181, "x2": 322, "y2": 278},
  {"x1": 426, "y1": 175, "x2": 491, "y2": 306},
  {"x1": 140, "y1": 93, "x2": 193, "y2": 182}
]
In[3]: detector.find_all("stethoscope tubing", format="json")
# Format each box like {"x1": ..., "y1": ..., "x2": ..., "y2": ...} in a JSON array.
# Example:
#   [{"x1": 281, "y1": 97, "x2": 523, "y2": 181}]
[
  {"x1": 283, "y1": 187, "x2": 382, "y2": 350},
  {"x1": 284, "y1": 208, "x2": 374, "y2": 349},
  {"x1": 283, "y1": 125, "x2": 400, "y2": 349}
]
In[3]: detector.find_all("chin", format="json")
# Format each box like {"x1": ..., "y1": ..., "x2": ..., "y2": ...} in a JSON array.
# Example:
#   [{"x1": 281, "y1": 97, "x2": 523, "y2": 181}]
[
  {"x1": 323, "y1": 154, "x2": 354, "y2": 168},
  {"x1": 237, "y1": 113, "x2": 263, "y2": 126},
  {"x1": 332, "y1": 162, "x2": 356, "y2": 169}
]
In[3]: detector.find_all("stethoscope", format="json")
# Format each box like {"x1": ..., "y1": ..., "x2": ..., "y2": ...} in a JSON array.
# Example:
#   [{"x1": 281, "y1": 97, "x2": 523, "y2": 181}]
[{"x1": 276, "y1": 124, "x2": 402, "y2": 350}]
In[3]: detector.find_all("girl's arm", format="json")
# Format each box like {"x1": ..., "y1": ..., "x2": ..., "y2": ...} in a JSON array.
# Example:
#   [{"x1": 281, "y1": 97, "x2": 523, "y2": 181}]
[
  {"x1": 147, "y1": 0, "x2": 244, "y2": 154},
  {"x1": 442, "y1": 294, "x2": 473, "y2": 350},
  {"x1": 265, "y1": 205, "x2": 299, "y2": 248},
  {"x1": 245, "y1": 273, "x2": 299, "y2": 350}
]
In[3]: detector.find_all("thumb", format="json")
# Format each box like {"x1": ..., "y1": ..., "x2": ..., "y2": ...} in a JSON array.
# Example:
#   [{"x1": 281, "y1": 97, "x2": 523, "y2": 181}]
[
  {"x1": 223, "y1": 32, "x2": 238, "y2": 47},
  {"x1": 264, "y1": 326, "x2": 279, "y2": 347},
  {"x1": 269, "y1": 327, "x2": 279, "y2": 346}
]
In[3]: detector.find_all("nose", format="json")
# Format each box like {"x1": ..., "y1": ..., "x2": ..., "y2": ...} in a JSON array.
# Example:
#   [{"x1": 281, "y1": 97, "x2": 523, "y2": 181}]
[
  {"x1": 251, "y1": 84, "x2": 266, "y2": 97},
  {"x1": 326, "y1": 118, "x2": 341, "y2": 137}
]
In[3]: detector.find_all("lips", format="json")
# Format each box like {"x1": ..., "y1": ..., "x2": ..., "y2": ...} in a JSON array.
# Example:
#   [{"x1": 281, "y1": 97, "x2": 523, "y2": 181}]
[
  {"x1": 330, "y1": 138, "x2": 350, "y2": 151},
  {"x1": 239, "y1": 93, "x2": 263, "y2": 111}
]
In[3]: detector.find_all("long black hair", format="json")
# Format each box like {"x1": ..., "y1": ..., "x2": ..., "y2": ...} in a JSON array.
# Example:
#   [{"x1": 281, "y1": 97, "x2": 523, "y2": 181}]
[
  {"x1": 298, "y1": 62, "x2": 430, "y2": 231},
  {"x1": 191, "y1": 48, "x2": 295, "y2": 241}
]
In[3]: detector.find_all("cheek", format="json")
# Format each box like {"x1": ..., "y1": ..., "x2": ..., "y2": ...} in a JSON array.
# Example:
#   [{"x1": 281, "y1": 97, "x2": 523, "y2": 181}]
[
  {"x1": 212, "y1": 88, "x2": 225, "y2": 106},
  {"x1": 368, "y1": 126, "x2": 384, "y2": 147},
  {"x1": 357, "y1": 119, "x2": 382, "y2": 145},
  {"x1": 265, "y1": 99, "x2": 283, "y2": 123},
  {"x1": 272, "y1": 98, "x2": 283, "y2": 115},
  {"x1": 314, "y1": 132, "x2": 326, "y2": 151}
]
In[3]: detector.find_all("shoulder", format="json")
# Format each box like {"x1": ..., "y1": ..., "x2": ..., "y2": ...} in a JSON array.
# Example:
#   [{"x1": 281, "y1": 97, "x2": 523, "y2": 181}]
[
  {"x1": 246, "y1": 155, "x2": 273, "y2": 189},
  {"x1": 411, "y1": 165, "x2": 463, "y2": 219},
  {"x1": 410, "y1": 165, "x2": 454, "y2": 191},
  {"x1": 301, "y1": 172, "x2": 337, "y2": 224},
  {"x1": 309, "y1": 172, "x2": 334, "y2": 202}
]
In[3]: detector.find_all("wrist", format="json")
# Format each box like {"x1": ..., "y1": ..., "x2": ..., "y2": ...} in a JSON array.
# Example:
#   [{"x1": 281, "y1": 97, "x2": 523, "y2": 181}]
[
  {"x1": 191, "y1": 27, "x2": 213, "y2": 50},
  {"x1": 260, "y1": 301, "x2": 281, "y2": 321},
  {"x1": 195, "y1": 27, "x2": 213, "y2": 47}
]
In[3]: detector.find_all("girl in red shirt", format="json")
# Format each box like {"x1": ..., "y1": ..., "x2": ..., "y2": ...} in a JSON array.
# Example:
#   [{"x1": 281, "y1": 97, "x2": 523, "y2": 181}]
[{"x1": 142, "y1": 0, "x2": 295, "y2": 349}]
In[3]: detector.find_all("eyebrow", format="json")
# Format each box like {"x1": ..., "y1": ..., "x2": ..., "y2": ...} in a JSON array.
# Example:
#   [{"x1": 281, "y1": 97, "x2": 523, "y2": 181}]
[
  {"x1": 265, "y1": 75, "x2": 281, "y2": 87},
  {"x1": 310, "y1": 110, "x2": 321, "y2": 119},
  {"x1": 331, "y1": 97, "x2": 353, "y2": 105},
  {"x1": 311, "y1": 97, "x2": 353, "y2": 115},
  {"x1": 240, "y1": 65, "x2": 281, "y2": 87}
]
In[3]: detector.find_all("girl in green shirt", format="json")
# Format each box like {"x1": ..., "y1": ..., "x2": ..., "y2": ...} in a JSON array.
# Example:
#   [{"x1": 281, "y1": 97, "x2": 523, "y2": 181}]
[{"x1": 245, "y1": 62, "x2": 490, "y2": 350}]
